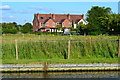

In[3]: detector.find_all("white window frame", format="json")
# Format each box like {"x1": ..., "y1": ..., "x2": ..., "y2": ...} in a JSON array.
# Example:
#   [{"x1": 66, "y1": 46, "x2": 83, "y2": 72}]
[
  {"x1": 52, "y1": 23, "x2": 55, "y2": 26},
  {"x1": 45, "y1": 22, "x2": 48, "y2": 26},
  {"x1": 68, "y1": 22, "x2": 72, "y2": 26},
  {"x1": 56, "y1": 22, "x2": 59, "y2": 25},
  {"x1": 62, "y1": 23, "x2": 64, "y2": 27}
]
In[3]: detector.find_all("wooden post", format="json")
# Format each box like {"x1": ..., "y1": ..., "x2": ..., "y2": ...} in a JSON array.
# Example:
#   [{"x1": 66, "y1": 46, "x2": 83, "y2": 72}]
[
  {"x1": 68, "y1": 40, "x2": 70, "y2": 59},
  {"x1": 118, "y1": 39, "x2": 120, "y2": 57},
  {"x1": 15, "y1": 40, "x2": 18, "y2": 60}
]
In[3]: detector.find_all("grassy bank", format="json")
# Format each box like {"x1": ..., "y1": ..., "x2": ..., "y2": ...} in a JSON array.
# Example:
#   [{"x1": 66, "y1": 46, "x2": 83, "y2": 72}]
[
  {"x1": 2, "y1": 34, "x2": 120, "y2": 64},
  {"x1": 2, "y1": 58, "x2": 119, "y2": 64}
]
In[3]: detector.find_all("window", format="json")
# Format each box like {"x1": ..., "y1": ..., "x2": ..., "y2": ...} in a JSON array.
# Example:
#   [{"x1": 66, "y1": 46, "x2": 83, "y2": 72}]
[
  {"x1": 62, "y1": 23, "x2": 64, "y2": 27},
  {"x1": 40, "y1": 17, "x2": 44, "y2": 19},
  {"x1": 45, "y1": 23, "x2": 48, "y2": 26},
  {"x1": 41, "y1": 23, "x2": 43, "y2": 26},
  {"x1": 68, "y1": 22, "x2": 72, "y2": 26},
  {"x1": 36, "y1": 22, "x2": 38, "y2": 26},
  {"x1": 49, "y1": 17, "x2": 52, "y2": 19},
  {"x1": 52, "y1": 23, "x2": 55, "y2": 26},
  {"x1": 56, "y1": 22, "x2": 59, "y2": 25}
]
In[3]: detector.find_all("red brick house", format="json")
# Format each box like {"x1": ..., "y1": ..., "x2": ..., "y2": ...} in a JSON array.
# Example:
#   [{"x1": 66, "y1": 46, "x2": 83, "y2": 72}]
[{"x1": 33, "y1": 13, "x2": 87, "y2": 32}]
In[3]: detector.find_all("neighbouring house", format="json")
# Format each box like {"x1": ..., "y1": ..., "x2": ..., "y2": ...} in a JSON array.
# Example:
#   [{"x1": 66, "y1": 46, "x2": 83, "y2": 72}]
[{"x1": 33, "y1": 13, "x2": 87, "y2": 32}]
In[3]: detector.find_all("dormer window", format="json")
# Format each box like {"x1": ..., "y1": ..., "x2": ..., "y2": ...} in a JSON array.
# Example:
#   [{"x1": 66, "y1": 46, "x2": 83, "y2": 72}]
[
  {"x1": 49, "y1": 17, "x2": 52, "y2": 19},
  {"x1": 40, "y1": 17, "x2": 44, "y2": 19}
]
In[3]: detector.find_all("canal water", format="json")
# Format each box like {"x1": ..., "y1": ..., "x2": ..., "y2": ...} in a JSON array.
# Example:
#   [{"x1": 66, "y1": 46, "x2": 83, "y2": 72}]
[{"x1": 1, "y1": 71, "x2": 120, "y2": 80}]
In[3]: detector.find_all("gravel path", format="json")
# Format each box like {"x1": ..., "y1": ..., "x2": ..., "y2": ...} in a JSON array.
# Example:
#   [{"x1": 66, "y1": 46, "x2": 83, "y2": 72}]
[{"x1": 0, "y1": 63, "x2": 119, "y2": 68}]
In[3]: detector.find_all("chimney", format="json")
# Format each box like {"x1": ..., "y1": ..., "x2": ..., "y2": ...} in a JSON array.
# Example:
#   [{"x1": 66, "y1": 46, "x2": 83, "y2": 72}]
[
  {"x1": 36, "y1": 13, "x2": 39, "y2": 20},
  {"x1": 82, "y1": 14, "x2": 84, "y2": 19},
  {"x1": 67, "y1": 14, "x2": 70, "y2": 19},
  {"x1": 52, "y1": 14, "x2": 55, "y2": 19}
]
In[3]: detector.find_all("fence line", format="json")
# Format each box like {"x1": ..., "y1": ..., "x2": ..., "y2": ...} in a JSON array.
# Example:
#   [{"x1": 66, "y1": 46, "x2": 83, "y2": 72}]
[
  {"x1": 13, "y1": 39, "x2": 120, "y2": 60},
  {"x1": 1, "y1": 39, "x2": 119, "y2": 43}
]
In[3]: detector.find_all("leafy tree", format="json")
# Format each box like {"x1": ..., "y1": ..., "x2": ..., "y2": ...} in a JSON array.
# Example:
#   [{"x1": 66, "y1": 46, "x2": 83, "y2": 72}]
[
  {"x1": 109, "y1": 14, "x2": 120, "y2": 34},
  {"x1": 21, "y1": 23, "x2": 32, "y2": 33},
  {"x1": 2, "y1": 22, "x2": 19, "y2": 34},
  {"x1": 98, "y1": 14, "x2": 120, "y2": 34},
  {"x1": 56, "y1": 25, "x2": 61, "y2": 30},
  {"x1": 77, "y1": 22, "x2": 88, "y2": 35},
  {"x1": 86, "y1": 6, "x2": 112, "y2": 35}
]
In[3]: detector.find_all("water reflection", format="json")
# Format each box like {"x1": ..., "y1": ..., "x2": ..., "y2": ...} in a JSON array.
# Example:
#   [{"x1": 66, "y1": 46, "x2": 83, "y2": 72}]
[{"x1": 1, "y1": 71, "x2": 119, "y2": 78}]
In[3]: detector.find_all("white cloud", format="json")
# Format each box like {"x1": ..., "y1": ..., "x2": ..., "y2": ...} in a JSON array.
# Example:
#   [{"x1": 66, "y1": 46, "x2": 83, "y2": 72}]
[
  {"x1": 11, "y1": 10, "x2": 32, "y2": 14},
  {"x1": 9, "y1": 16, "x2": 14, "y2": 18},
  {"x1": 2, "y1": 15, "x2": 14, "y2": 19},
  {"x1": 31, "y1": 6, "x2": 55, "y2": 13},
  {"x1": 0, "y1": 5, "x2": 11, "y2": 10}
]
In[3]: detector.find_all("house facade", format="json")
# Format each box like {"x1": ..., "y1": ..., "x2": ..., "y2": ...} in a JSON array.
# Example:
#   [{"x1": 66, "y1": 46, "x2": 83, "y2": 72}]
[{"x1": 33, "y1": 13, "x2": 87, "y2": 32}]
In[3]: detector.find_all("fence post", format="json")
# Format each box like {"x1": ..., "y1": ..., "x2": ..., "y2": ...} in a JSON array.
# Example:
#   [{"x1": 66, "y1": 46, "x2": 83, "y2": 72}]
[
  {"x1": 68, "y1": 40, "x2": 70, "y2": 59},
  {"x1": 15, "y1": 40, "x2": 18, "y2": 60},
  {"x1": 118, "y1": 39, "x2": 120, "y2": 57}
]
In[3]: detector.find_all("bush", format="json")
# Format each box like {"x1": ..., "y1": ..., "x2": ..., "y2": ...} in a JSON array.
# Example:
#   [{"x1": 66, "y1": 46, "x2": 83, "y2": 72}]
[{"x1": 2, "y1": 29, "x2": 18, "y2": 34}]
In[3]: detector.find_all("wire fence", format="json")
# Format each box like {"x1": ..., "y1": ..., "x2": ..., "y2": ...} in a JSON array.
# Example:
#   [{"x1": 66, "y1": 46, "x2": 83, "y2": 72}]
[{"x1": 2, "y1": 38, "x2": 120, "y2": 60}]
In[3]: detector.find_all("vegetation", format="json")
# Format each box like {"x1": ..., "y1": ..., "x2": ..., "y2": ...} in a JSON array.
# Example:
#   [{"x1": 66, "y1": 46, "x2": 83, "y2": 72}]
[
  {"x1": 1, "y1": 22, "x2": 32, "y2": 34},
  {"x1": 3, "y1": 58, "x2": 119, "y2": 64},
  {"x1": 2, "y1": 34, "x2": 119, "y2": 64},
  {"x1": 86, "y1": 6, "x2": 120, "y2": 35}
]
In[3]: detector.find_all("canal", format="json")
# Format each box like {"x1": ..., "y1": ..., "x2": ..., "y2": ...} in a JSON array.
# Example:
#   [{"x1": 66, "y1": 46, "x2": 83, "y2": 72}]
[{"x1": 1, "y1": 71, "x2": 120, "y2": 80}]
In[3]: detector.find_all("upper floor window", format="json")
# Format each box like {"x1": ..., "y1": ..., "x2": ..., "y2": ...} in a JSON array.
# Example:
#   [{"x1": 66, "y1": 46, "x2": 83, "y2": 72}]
[
  {"x1": 62, "y1": 23, "x2": 64, "y2": 27},
  {"x1": 36, "y1": 22, "x2": 38, "y2": 26},
  {"x1": 41, "y1": 23, "x2": 43, "y2": 26},
  {"x1": 56, "y1": 22, "x2": 59, "y2": 25},
  {"x1": 40, "y1": 17, "x2": 44, "y2": 19},
  {"x1": 68, "y1": 22, "x2": 72, "y2": 26},
  {"x1": 45, "y1": 22, "x2": 48, "y2": 26},
  {"x1": 52, "y1": 23, "x2": 55, "y2": 26},
  {"x1": 49, "y1": 17, "x2": 52, "y2": 19}
]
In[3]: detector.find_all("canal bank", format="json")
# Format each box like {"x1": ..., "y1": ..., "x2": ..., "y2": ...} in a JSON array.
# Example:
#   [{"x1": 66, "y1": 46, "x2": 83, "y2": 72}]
[{"x1": 0, "y1": 63, "x2": 120, "y2": 73}]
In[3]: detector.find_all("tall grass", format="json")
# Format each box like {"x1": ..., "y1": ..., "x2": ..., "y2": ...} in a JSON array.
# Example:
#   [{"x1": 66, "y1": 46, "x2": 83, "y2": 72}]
[{"x1": 2, "y1": 34, "x2": 119, "y2": 62}]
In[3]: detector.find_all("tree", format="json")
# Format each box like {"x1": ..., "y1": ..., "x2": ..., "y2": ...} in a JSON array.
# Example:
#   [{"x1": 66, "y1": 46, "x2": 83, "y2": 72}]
[
  {"x1": 86, "y1": 6, "x2": 112, "y2": 35},
  {"x1": 98, "y1": 14, "x2": 120, "y2": 34},
  {"x1": 21, "y1": 23, "x2": 32, "y2": 33},
  {"x1": 77, "y1": 22, "x2": 88, "y2": 35},
  {"x1": 56, "y1": 25, "x2": 61, "y2": 30},
  {"x1": 109, "y1": 14, "x2": 120, "y2": 34},
  {"x1": 2, "y1": 22, "x2": 19, "y2": 34}
]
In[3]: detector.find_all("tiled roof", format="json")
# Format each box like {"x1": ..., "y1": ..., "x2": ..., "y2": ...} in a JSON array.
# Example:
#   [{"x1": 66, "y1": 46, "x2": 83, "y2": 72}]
[{"x1": 36, "y1": 14, "x2": 84, "y2": 23}]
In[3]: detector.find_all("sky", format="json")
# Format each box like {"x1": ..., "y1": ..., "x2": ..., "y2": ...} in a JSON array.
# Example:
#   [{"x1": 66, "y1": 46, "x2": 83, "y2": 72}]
[{"x1": 0, "y1": 1, "x2": 119, "y2": 25}]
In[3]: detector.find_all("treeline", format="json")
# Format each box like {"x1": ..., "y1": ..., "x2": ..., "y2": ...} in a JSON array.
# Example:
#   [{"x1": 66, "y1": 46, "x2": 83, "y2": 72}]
[
  {"x1": 1, "y1": 22, "x2": 32, "y2": 34},
  {"x1": 1, "y1": 6, "x2": 120, "y2": 35},
  {"x1": 77, "y1": 6, "x2": 120, "y2": 35}
]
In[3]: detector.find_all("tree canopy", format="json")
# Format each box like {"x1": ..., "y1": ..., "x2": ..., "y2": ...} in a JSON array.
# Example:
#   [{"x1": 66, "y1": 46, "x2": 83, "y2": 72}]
[
  {"x1": 86, "y1": 6, "x2": 112, "y2": 34},
  {"x1": 1, "y1": 22, "x2": 32, "y2": 34}
]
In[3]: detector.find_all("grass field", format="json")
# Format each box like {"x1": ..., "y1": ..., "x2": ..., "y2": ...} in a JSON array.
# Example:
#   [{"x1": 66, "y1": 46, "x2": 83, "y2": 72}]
[{"x1": 1, "y1": 34, "x2": 120, "y2": 64}]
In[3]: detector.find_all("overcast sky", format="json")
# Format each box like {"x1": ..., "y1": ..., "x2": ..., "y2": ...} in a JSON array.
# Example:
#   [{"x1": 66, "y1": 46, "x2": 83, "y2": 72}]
[{"x1": 0, "y1": 1, "x2": 119, "y2": 25}]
